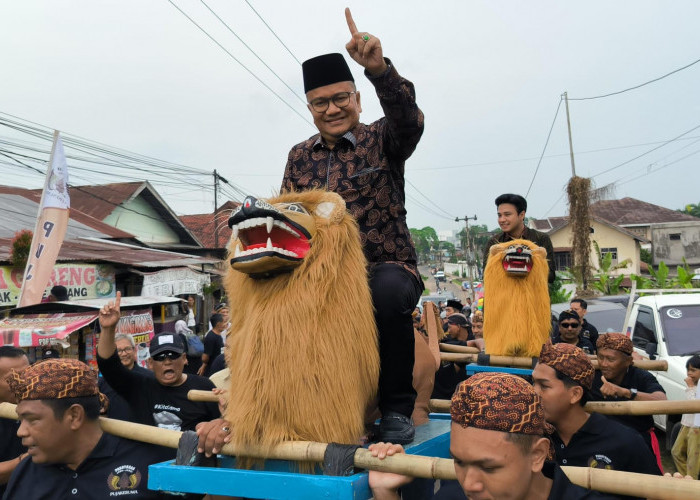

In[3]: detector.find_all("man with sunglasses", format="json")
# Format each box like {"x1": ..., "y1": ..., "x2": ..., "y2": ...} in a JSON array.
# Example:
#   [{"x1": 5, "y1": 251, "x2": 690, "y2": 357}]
[
  {"x1": 281, "y1": 8, "x2": 424, "y2": 444},
  {"x1": 97, "y1": 292, "x2": 220, "y2": 431},
  {"x1": 552, "y1": 309, "x2": 596, "y2": 354}
]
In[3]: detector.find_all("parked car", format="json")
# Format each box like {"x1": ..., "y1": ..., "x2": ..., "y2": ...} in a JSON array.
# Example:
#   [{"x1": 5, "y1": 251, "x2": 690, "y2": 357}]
[
  {"x1": 418, "y1": 292, "x2": 455, "y2": 312},
  {"x1": 627, "y1": 291, "x2": 700, "y2": 446},
  {"x1": 551, "y1": 299, "x2": 627, "y2": 334},
  {"x1": 434, "y1": 271, "x2": 446, "y2": 282}
]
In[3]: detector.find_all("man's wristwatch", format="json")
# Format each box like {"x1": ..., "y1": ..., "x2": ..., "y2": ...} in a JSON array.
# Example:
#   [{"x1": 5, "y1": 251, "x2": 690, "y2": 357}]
[{"x1": 629, "y1": 388, "x2": 638, "y2": 399}]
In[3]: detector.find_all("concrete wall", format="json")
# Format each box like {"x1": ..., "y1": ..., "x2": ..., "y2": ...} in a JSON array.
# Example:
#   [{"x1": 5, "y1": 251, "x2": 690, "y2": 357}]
[
  {"x1": 651, "y1": 221, "x2": 700, "y2": 266},
  {"x1": 549, "y1": 220, "x2": 641, "y2": 275}
]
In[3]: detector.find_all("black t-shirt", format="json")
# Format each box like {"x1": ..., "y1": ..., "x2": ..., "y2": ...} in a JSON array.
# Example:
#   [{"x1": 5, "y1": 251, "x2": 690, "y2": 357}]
[
  {"x1": 551, "y1": 333, "x2": 596, "y2": 354},
  {"x1": 0, "y1": 418, "x2": 25, "y2": 497},
  {"x1": 581, "y1": 319, "x2": 599, "y2": 347},
  {"x1": 2, "y1": 432, "x2": 171, "y2": 500},
  {"x1": 551, "y1": 413, "x2": 661, "y2": 474},
  {"x1": 590, "y1": 366, "x2": 665, "y2": 434},
  {"x1": 202, "y1": 330, "x2": 224, "y2": 376},
  {"x1": 99, "y1": 364, "x2": 153, "y2": 422},
  {"x1": 97, "y1": 352, "x2": 220, "y2": 431}
]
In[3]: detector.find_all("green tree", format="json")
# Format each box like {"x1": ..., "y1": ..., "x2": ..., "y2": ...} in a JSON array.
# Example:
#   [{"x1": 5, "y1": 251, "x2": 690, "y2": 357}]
[
  {"x1": 549, "y1": 274, "x2": 572, "y2": 303},
  {"x1": 409, "y1": 226, "x2": 439, "y2": 263},
  {"x1": 679, "y1": 202, "x2": 700, "y2": 218}
]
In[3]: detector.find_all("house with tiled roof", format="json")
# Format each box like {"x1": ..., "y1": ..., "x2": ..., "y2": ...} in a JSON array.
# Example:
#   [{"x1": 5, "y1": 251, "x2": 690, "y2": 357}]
[
  {"x1": 528, "y1": 215, "x2": 648, "y2": 277},
  {"x1": 179, "y1": 200, "x2": 239, "y2": 250},
  {"x1": 590, "y1": 198, "x2": 700, "y2": 267},
  {"x1": 31, "y1": 181, "x2": 203, "y2": 250}
]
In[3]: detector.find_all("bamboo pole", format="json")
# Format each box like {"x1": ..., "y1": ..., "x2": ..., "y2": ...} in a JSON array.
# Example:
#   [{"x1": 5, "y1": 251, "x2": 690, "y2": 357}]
[
  {"x1": 439, "y1": 344, "x2": 480, "y2": 354},
  {"x1": 1, "y1": 403, "x2": 697, "y2": 497},
  {"x1": 429, "y1": 398, "x2": 700, "y2": 416},
  {"x1": 439, "y1": 352, "x2": 667, "y2": 371}
]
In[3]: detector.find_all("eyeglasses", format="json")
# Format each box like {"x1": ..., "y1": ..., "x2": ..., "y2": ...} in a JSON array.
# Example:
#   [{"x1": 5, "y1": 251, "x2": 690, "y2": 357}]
[
  {"x1": 151, "y1": 351, "x2": 182, "y2": 362},
  {"x1": 560, "y1": 322, "x2": 580, "y2": 329},
  {"x1": 117, "y1": 347, "x2": 134, "y2": 354},
  {"x1": 308, "y1": 91, "x2": 356, "y2": 113}
]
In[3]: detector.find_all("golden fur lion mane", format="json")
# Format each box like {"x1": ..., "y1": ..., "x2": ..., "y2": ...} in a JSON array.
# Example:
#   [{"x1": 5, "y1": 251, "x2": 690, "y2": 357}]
[
  {"x1": 483, "y1": 239, "x2": 551, "y2": 357},
  {"x1": 223, "y1": 189, "x2": 379, "y2": 466}
]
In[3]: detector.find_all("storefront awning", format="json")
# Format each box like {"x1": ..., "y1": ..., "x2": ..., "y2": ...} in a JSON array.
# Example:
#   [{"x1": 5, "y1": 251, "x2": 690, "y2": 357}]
[{"x1": 0, "y1": 312, "x2": 98, "y2": 348}]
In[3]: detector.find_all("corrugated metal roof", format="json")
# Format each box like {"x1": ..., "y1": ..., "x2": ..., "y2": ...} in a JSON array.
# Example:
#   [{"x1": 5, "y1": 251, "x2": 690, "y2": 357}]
[
  {"x1": 0, "y1": 237, "x2": 220, "y2": 267},
  {"x1": 0, "y1": 187, "x2": 134, "y2": 239},
  {"x1": 11, "y1": 295, "x2": 183, "y2": 315}
]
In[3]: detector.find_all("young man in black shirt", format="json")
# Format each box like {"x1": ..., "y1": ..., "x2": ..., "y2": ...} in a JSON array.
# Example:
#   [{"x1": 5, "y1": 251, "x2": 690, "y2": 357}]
[
  {"x1": 97, "y1": 293, "x2": 220, "y2": 432},
  {"x1": 3, "y1": 358, "x2": 170, "y2": 499},
  {"x1": 369, "y1": 373, "x2": 615, "y2": 499},
  {"x1": 199, "y1": 313, "x2": 225, "y2": 377},
  {"x1": 533, "y1": 342, "x2": 661, "y2": 490},
  {"x1": 570, "y1": 298, "x2": 599, "y2": 347}
]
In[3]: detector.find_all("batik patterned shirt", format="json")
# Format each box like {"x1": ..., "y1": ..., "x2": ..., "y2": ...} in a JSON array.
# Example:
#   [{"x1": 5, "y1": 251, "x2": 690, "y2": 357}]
[{"x1": 282, "y1": 59, "x2": 424, "y2": 275}]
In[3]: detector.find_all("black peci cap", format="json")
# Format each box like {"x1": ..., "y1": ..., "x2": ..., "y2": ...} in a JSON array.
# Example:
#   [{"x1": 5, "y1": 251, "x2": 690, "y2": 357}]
[{"x1": 302, "y1": 53, "x2": 354, "y2": 93}]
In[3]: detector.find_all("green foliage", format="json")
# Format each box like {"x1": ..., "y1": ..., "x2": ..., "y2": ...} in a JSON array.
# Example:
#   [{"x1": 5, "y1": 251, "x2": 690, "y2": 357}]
[
  {"x1": 679, "y1": 202, "x2": 700, "y2": 218},
  {"x1": 10, "y1": 229, "x2": 33, "y2": 268},
  {"x1": 410, "y1": 226, "x2": 440, "y2": 263},
  {"x1": 549, "y1": 275, "x2": 572, "y2": 303},
  {"x1": 632, "y1": 258, "x2": 697, "y2": 291},
  {"x1": 639, "y1": 248, "x2": 652, "y2": 266}
]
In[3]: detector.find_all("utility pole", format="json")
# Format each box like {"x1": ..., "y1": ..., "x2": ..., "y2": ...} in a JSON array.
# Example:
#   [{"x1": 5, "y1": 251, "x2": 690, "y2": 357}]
[
  {"x1": 212, "y1": 170, "x2": 232, "y2": 249},
  {"x1": 456, "y1": 215, "x2": 477, "y2": 300},
  {"x1": 563, "y1": 91, "x2": 577, "y2": 177}
]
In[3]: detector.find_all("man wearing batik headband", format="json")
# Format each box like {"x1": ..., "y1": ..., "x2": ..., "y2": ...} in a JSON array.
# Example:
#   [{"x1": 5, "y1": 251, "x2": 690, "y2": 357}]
[
  {"x1": 533, "y1": 343, "x2": 661, "y2": 489},
  {"x1": 553, "y1": 309, "x2": 596, "y2": 354},
  {"x1": 281, "y1": 8, "x2": 424, "y2": 444},
  {"x1": 591, "y1": 333, "x2": 667, "y2": 468},
  {"x1": 369, "y1": 372, "x2": 614, "y2": 499},
  {"x1": 3, "y1": 359, "x2": 170, "y2": 499}
]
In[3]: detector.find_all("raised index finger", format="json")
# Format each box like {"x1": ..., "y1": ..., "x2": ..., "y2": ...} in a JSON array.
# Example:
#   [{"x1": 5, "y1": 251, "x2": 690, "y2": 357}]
[
  {"x1": 114, "y1": 290, "x2": 121, "y2": 309},
  {"x1": 345, "y1": 7, "x2": 358, "y2": 35}
]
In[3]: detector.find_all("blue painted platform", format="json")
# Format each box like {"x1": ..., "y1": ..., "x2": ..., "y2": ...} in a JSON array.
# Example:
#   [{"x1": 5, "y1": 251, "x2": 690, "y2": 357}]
[
  {"x1": 148, "y1": 415, "x2": 451, "y2": 499},
  {"x1": 465, "y1": 363, "x2": 533, "y2": 376}
]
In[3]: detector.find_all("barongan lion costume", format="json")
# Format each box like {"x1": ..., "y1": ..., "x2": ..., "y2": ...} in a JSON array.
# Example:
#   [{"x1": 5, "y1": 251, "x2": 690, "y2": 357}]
[
  {"x1": 223, "y1": 190, "x2": 379, "y2": 466},
  {"x1": 483, "y1": 239, "x2": 551, "y2": 357}
]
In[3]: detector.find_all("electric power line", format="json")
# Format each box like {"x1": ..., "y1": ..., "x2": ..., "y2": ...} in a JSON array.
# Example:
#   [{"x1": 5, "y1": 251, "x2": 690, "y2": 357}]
[
  {"x1": 569, "y1": 56, "x2": 700, "y2": 101},
  {"x1": 199, "y1": 0, "x2": 305, "y2": 104},
  {"x1": 165, "y1": 0, "x2": 313, "y2": 127},
  {"x1": 525, "y1": 96, "x2": 563, "y2": 197},
  {"x1": 243, "y1": 0, "x2": 301, "y2": 65}
]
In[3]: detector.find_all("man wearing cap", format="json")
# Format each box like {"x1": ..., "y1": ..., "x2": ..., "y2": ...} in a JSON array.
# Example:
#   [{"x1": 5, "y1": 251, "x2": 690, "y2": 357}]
[
  {"x1": 444, "y1": 300, "x2": 464, "y2": 318},
  {"x1": 97, "y1": 293, "x2": 220, "y2": 432},
  {"x1": 591, "y1": 333, "x2": 667, "y2": 468},
  {"x1": 0, "y1": 346, "x2": 28, "y2": 497},
  {"x1": 369, "y1": 372, "x2": 615, "y2": 499},
  {"x1": 553, "y1": 309, "x2": 596, "y2": 354},
  {"x1": 3, "y1": 359, "x2": 170, "y2": 499},
  {"x1": 281, "y1": 8, "x2": 424, "y2": 444},
  {"x1": 533, "y1": 343, "x2": 661, "y2": 487},
  {"x1": 431, "y1": 314, "x2": 479, "y2": 400}
]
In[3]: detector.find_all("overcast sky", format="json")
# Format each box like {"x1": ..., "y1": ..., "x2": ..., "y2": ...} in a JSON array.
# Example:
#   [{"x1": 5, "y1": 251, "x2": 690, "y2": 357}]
[{"x1": 1, "y1": 1, "x2": 699, "y2": 236}]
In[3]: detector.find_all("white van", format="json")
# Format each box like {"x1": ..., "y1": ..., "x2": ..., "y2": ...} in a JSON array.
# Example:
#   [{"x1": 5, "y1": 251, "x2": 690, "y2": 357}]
[{"x1": 627, "y1": 291, "x2": 700, "y2": 446}]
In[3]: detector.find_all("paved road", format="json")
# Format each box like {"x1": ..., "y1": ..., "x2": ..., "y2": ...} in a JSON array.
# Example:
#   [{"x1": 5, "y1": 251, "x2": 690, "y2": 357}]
[{"x1": 418, "y1": 265, "x2": 472, "y2": 305}]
